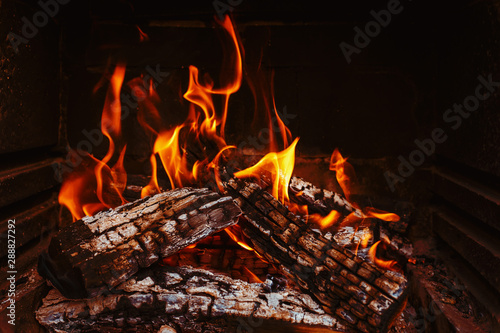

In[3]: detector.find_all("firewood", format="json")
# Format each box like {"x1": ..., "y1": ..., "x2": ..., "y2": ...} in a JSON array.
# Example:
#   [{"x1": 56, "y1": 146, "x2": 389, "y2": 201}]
[
  {"x1": 289, "y1": 176, "x2": 358, "y2": 218},
  {"x1": 223, "y1": 178, "x2": 408, "y2": 333},
  {"x1": 163, "y1": 247, "x2": 279, "y2": 282},
  {"x1": 289, "y1": 176, "x2": 409, "y2": 235},
  {"x1": 37, "y1": 188, "x2": 241, "y2": 299},
  {"x1": 36, "y1": 265, "x2": 347, "y2": 333}
]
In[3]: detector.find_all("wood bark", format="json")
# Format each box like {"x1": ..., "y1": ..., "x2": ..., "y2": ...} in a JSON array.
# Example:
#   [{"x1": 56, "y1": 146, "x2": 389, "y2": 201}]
[
  {"x1": 289, "y1": 176, "x2": 412, "y2": 262},
  {"x1": 289, "y1": 176, "x2": 358, "y2": 218},
  {"x1": 289, "y1": 176, "x2": 409, "y2": 235},
  {"x1": 37, "y1": 188, "x2": 241, "y2": 299},
  {"x1": 223, "y1": 178, "x2": 408, "y2": 333},
  {"x1": 36, "y1": 265, "x2": 347, "y2": 333}
]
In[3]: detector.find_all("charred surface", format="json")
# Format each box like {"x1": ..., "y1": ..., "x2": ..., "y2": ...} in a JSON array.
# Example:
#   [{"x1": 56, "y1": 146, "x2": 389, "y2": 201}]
[
  {"x1": 37, "y1": 188, "x2": 241, "y2": 299},
  {"x1": 36, "y1": 265, "x2": 346, "y2": 333},
  {"x1": 224, "y1": 178, "x2": 408, "y2": 332}
]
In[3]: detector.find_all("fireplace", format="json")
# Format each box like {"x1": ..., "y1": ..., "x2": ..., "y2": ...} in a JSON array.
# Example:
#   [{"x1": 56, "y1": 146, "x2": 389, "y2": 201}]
[{"x1": 1, "y1": 0, "x2": 499, "y2": 332}]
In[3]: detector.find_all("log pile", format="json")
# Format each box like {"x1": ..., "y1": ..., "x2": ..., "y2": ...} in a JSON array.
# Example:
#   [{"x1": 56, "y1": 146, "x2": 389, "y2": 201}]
[
  {"x1": 36, "y1": 265, "x2": 347, "y2": 332},
  {"x1": 37, "y1": 178, "x2": 409, "y2": 332},
  {"x1": 223, "y1": 178, "x2": 408, "y2": 332},
  {"x1": 37, "y1": 188, "x2": 241, "y2": 299}
]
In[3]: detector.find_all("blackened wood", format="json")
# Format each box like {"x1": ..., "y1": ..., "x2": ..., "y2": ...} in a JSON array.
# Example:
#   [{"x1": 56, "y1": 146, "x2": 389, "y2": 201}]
[
  {"x1": 36, "y1": 265, "x2": 347, "y2": 333},
  {"x1": 224, "y1": 178, "x2": 408, "y2": 332},
  {"x1": 289, "y1": 176, "x2": 357, "y2": 218},
  {"x1": 289, "y1": 176, "x2": 409, "y2": 235},
  {"x1": 37, "y1": 188, "x2": 241, "y2": 299}
]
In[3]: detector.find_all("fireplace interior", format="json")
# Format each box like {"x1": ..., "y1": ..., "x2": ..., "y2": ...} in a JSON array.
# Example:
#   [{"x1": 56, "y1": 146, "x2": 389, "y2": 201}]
[{"x1": 1, "y1": 0, "x2": 499, "y2": 332}]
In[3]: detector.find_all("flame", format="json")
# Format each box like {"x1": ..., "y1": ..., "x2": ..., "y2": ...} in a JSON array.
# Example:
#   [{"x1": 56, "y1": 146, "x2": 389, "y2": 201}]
[
  {"x1": 363, "y1": 207, "x2": 400, "y2": 222},
  {"x1": 329, "y1": 148, "x2": 358, "y2": 201},
  {"x1": 154, "y1": 125, "x2": 192, "y2": 189},
  {"x1": 208, "y1": 145, "x2": 237, "y2": 192},
  {"x1": 304, "y1": 148, "x2": 401, "y2": 233},
  {"x1": 59, "y1": 64, "x2": 128, "y2": 220},
  {"x1": 137, "y1": 15, "x2": 242, "y2": 195},
  {"x1": 135, "y1": 25, "x2": 149, "y2": 42},
  {"x1": 246, "y1": 52, "x2": 292, "y2": 153},
  {"x1": 355, "y1": 229, "x2": 372, "y2": 256},
  {"x1": 225, "y1": 225, "x2": 254, "y2": 251},
  {"x1": 309, "y1": 210, "x2": 341, "y2": 229},
  {"x1": 243, "y1": 267, "x2": 264, "y2": 283},
  {"x1": 235, "y1": 138, "x2": 299, "y2": 204},
  {"x1": 368, "y1": 240, "x2": 400, "y2": 272}
]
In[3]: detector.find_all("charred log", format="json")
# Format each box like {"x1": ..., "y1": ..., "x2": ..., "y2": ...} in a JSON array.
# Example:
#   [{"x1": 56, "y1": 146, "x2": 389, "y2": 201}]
[
  {"x1": 289, "y1": 176, "x2": 358, "y2": 218},
  {"x1": 289, "y1": 176, "x2": 409, "y2": 235},
  {"x1": 36, "y1": 265, "x2": 347, "y2": 333},
  {"x1": 37, "y1": 188, "x2": 241, "y2": 299},
  {"x1": 223, "y1": 178, "x2": 408, "y2": 332}
]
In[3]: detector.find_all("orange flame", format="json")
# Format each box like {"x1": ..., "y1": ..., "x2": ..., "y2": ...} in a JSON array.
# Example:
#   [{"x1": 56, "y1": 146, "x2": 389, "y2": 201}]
[
  {"x1": 225, "y1": 225, "x2": 254, "y2": 251},
  {"x1": 363, "y1": 207, "x2": 400, "y2": 222},
  {"x1": 138, "y1": 15, "x2": 242, "y2": 195},
  {"x1": 135, "y1": 25, "x2": 149, "y2": 42},
  {"x1": 355, "y1": 230, "x2": 372, "y2": 256},
  {"x1": 309, "y1": 210, "x2": 341, "y2": 229},
  {"x1": 59, "y1": 64, "x2": 128, "y2": 221},
  {"x1": 243, "y1": 267, "x2": 264, "y2": 283},
  {"x1": 235, "y1": 138, "x2": 299, "y2": 204},
  {"x1": 329, "y1": 148, "x2": 358, "y2": 201},
  {"x1": 368, "y1": 240, "x2": 399, "y2": 272}
]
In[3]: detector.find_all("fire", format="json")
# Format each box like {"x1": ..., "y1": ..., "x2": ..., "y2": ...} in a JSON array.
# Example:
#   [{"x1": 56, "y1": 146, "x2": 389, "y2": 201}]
[
  {"x1": 135, "y1": 25, "x2": 149, "y2": 42},
  {"x1": 58, "y1": 15, "x2": 406, "y2": 278},
  {"x1": 355, "y1": 230, "x2": 372, "y2": 256},
  {"x1": 225, "y1": 225, "x2": 254, "y2": 251},
  {"x1": 363, "y1": 207, "x2": 400, "y2": 222},
  {"x1": 59, "y1": 64, "x2": 128, "y2": 221},
  {"x1": 139, "y1": 15, "x2": 242, "y2": 194},
  {"x1": 329, "y1": 148, "x2": 358, "y2": 201},
  {"x1": 234, "y1": 138, "x2": 299, "y2": 204},
  {"x1": 368, "y1": 240, "x2": 400, "y2": 272},
  {"x1": 309, "y1": 210, "x2": 341, "y2": 229},
  {"x1": 243, "y1": 267, "x2": 264, "y2": 283}
]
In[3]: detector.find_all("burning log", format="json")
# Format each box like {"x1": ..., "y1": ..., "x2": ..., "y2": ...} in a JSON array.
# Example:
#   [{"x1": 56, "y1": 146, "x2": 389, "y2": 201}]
[
  {"x1": 37, "y1": 188, "x2": 241, "y2": 299},
  {"x1": 289, "y1": 176, "x2": 409, "y2": 235},
  {"x1": 289, "y1": 176, "x2": 412, "y2": 263},
  {"x1": 289, "y1": 176, "x2": 358, "y2": 218},
  {"x1": 36, "y1": 265, "x2": 347, "y2": 332},
  {"x1": 223, "y1": 178, "x2": 408, "y2": 332}
]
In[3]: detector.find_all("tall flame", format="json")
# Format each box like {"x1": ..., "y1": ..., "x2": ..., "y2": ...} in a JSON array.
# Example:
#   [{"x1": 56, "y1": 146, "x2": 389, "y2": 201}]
[
  {"x1": 59, "y1": 63, "x2": 128, "y2": 220},
  {"x1": 139, "y1": 15, "x2": 243, "y2": 195}
]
